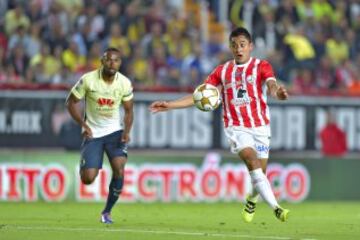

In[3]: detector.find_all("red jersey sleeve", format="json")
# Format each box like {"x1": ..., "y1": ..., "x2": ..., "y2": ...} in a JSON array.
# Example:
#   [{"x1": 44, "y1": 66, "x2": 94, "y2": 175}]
[
  {"x1": 260, "y1": 60, "x2": 276, "y2": 83},
  {"x1": 204, "y1": 65, "x2": 223, "y2": 87}
]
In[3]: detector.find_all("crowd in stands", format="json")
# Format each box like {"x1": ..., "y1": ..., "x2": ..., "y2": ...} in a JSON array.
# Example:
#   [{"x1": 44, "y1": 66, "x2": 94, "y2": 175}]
[{"x1": 0, "y1": 0, "x2": 359, "y2": 95}]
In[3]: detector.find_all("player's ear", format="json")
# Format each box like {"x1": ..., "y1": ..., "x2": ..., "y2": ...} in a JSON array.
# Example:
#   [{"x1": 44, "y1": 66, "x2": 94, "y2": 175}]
[{"x1": 249, "y1": 41, "x2": 254, "y2": 51}]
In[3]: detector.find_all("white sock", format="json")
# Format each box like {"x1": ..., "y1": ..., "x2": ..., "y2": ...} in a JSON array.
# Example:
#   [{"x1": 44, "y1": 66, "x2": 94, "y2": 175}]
[
  {"x1": 249, "y1": 168, "x2": 279, "y2": 209},
  {"x1": 248, "y1": 190, "x2": 259, "y2": 203}
]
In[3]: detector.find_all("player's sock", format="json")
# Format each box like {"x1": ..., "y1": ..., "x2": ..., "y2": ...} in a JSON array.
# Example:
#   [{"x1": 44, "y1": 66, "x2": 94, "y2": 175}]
[
  {"x1": 248, "y1": 191, "x2": 259, "y2": 203},
  {"x1": 249, "y1": 168, "x2": 278, "y2": 209},
  {"x1": 102, "y1": 176, "x2": 124, "y2": 214}
]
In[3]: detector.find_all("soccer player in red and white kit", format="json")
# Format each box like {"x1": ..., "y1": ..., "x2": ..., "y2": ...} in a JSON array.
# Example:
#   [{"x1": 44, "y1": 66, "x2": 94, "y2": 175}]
[{"x1": 149, "y1": 27, "x2": 289, "y2": 222}]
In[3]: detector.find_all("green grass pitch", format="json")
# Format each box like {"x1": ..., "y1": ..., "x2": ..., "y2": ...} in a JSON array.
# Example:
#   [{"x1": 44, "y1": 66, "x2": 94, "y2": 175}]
[{"x1": 0, "y1": 201, "x2": 359, "y2": 240}]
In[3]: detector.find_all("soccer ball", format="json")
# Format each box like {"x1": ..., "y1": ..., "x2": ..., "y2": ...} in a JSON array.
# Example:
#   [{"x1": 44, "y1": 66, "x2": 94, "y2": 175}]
[{"x1": 193, "y1": 83, "x2": 221, "y2": 112}]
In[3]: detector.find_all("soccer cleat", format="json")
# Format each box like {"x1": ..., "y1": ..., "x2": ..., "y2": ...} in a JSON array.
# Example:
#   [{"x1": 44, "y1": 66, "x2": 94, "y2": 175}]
[
  {"x1": 274, "y1": 207, "x2": 290, "y2": 222},
  {"x1": 100, "y1": 212, "x2": 113, "y2": 224},
  {"x1": 241, "y1": 197, "x2": 257, "y2": 223}
]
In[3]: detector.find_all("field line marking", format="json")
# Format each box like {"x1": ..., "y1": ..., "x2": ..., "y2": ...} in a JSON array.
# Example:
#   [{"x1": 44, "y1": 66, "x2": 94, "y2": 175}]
[{"x1": 4, "y1": 225, "x2": 316, "y2": 240}]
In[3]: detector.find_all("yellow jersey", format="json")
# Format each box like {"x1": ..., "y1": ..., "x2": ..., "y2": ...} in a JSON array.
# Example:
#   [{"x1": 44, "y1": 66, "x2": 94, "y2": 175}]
[{"x1": 70, "y1": 69, "x2": 133, "y2": 138}]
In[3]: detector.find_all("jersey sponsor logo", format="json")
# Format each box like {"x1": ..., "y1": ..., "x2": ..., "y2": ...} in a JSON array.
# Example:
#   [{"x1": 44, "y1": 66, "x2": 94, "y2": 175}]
[
  {"x1": 237, "y1": 89, "x2": 247, "y2": 98},
  {"x1": 231, "y1": 89, "x2": 251, "y2": 106},
  {"x1": 231, "y1": 98, "x2": 251, "y2": 107},
  {"x1": 97, "y1": 98, "x2": 114, "y2": 107}
]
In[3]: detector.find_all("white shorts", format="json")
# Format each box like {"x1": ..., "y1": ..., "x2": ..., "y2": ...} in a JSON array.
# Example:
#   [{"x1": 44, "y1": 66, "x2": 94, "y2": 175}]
[{"x1": 224, "y1": 125, "x2": 271, "y2": 159}]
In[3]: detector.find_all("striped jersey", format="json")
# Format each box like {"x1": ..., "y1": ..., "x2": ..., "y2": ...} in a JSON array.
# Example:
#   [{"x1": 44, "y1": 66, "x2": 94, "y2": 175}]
[
  {"x1": 205, "y1": 57, "x2": 276, "y2": 128},
  {"x1": 70, "y1": 68, "x2": 133, "y2": 138}
]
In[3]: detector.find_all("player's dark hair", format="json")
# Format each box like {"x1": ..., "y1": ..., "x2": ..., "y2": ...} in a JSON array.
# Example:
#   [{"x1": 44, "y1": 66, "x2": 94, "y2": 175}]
[
  {"x1": 229, "y1": 27, "x2": 252, "y2": 42},
  {"x1": 104, "y1": 47, "x2": 120, "y2": 53}
]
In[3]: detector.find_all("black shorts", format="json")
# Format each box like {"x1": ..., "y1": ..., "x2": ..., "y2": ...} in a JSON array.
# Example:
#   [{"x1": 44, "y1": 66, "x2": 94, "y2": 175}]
[{"x1": 80, "y1": 130, "x2": 128, "y2": 169}]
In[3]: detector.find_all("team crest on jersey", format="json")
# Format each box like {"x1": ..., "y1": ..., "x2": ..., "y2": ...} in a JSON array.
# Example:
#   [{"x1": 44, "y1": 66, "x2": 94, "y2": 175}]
[
  {"x1": 246, "y1": 75, "x2": 254, "y2": 84},
  {"x1": 231, "y1": 97, "x2": 251, "y2": 107}
]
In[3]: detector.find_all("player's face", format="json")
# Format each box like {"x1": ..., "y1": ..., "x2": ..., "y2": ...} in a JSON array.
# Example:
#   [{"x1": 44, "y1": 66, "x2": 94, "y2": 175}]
[
  {"x1": 229, "y1": 35, "x2": 253, "y2": 64},
  {"x1": 101, "y1": 51, "x2": 121, "y2": 75}
]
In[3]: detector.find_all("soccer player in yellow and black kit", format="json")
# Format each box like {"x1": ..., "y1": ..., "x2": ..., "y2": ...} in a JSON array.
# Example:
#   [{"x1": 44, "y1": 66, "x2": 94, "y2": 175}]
[{"x1": 66, "y1": 47, "x2": 134, "y2": 224}]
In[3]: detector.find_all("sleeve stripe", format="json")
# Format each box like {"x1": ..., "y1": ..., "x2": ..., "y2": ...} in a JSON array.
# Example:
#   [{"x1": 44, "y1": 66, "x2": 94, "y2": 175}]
[
  {"x1": 71, "y1": 89, "x2": 82, "y2": 100},
  {"x1": 123, "y1": 92, "x2": 133, "y2": 97},
  {"x1": 122, "y1": 93, "x2": 134, "y2": 101}
]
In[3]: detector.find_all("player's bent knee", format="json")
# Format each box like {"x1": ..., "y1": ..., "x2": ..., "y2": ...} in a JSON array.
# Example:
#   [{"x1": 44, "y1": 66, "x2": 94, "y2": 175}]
[
  {"x1": 245, "y1": 159, "x2": 262, "y2": 171},
  {"x1": 81, "y1": 178, "x2": 93, "y2": 185},
  {"x1": 81, "y1": 177, "x2": 93, "y2": 185},
  {"x1": 239, "y1": 147, "x2": 257, "y2": 161},
  {"x1": 80, "y1": 174, "x2": 97, "y2": 185},
  {"x1": 239, "y1": 148, "x2": 262, "y2": 170},
  {"x1": 80, "y1": 169, "x2": 98, "y2": 184}
]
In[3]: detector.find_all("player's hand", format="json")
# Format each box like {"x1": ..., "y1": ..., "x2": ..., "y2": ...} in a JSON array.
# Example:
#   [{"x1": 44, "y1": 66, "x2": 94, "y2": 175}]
[
  {"x1": 82, "y1": 123, "x2": 93, "y2": 139},
  {"x1": 276, "y1": 85, "x2": 288, "y2": 100},
  {"x1": 149, "y1": 101, "x2": 170, "y2": 113},
  {"x1": 121, "y1": 132, "x2": 130, "y2": 143}
]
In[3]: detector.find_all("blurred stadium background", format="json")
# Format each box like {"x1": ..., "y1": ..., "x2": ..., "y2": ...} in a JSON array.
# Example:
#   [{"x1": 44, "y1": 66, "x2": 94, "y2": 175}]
[{"x1": 1, "y1": 0, "x2": 360, "y2": 239}]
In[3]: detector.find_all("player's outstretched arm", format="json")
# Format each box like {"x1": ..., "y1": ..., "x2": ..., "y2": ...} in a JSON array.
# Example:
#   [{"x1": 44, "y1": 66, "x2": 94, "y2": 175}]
[
  {"x1": 267, "y1": 80, "x2": 288, "y2": 100},
  {"x1": 149, "y1": 94, "x2": 194, "y2": 113}
]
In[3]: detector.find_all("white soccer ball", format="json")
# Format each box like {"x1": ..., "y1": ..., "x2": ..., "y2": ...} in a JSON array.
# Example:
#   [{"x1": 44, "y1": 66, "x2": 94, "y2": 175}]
[{"x1": 193, "y1": 83, "x2": 221, "y2": 112}]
